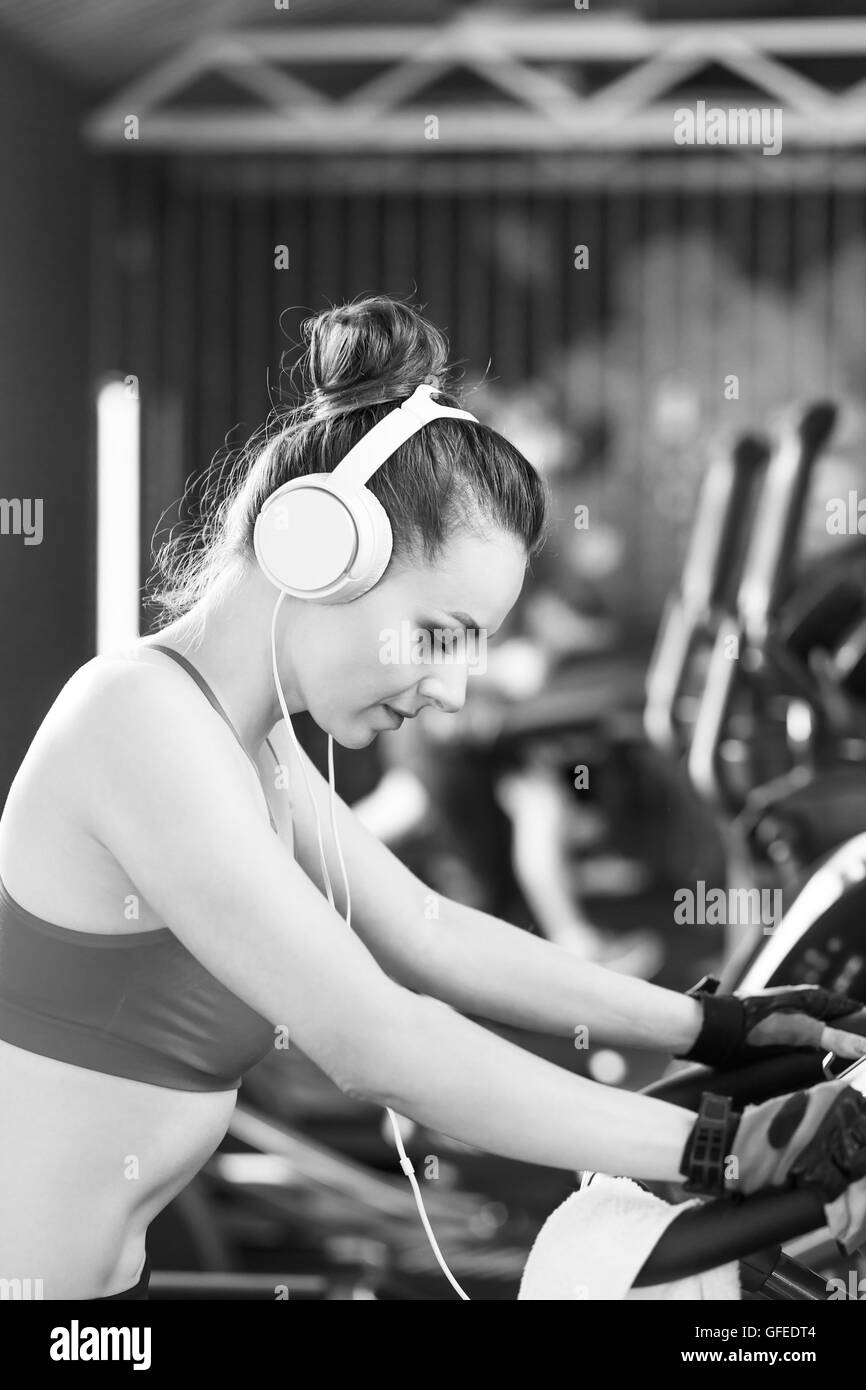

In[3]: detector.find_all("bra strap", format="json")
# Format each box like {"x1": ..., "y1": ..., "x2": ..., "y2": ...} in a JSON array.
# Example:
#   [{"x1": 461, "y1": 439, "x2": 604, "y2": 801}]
[{"x1": 148, "y1": 644, "x2": 278, "y2": 834}]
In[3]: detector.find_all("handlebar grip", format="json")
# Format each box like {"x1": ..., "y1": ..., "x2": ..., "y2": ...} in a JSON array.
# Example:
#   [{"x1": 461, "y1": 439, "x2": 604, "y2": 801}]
[
  {"x1": 632, "y1": 1185, "x2": 826, "y2": 1287},
  {"x1": 640, "y1": 1052, "x2": 826, "y2": 1111},
  {"x1": 635, "y1": 1051, "x2": 831, "y2": 1286}
]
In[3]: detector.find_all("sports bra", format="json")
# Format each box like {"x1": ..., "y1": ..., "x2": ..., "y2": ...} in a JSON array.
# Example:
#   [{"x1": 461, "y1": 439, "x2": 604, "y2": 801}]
[{"x1": 0, "y1": 644, "x2": 285, "y2": 1092}]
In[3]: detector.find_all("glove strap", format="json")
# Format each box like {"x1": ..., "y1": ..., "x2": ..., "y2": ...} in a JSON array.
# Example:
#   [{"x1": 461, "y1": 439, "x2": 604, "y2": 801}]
[
  {"x1": 679, "y1": 1091, "x2": 740, "y2": 1195},
  {"x1": 675, "y1": 976, "x2": 747, "y2": 1067}
]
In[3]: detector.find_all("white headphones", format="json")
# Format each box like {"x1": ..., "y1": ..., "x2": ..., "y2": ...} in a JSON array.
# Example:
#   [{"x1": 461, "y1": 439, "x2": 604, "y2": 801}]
[{"x1": 253, "y1": 382, "x2": 479, "y2": 602}]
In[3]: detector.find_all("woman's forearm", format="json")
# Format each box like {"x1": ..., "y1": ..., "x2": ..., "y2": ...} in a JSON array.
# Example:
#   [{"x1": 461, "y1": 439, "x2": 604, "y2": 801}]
[
  {"x1": 423, "y1": 898, "x2": 703, "y2": 1053},
  {"x1": 367, "y1": 993, "x2": 696, "y2": 1182}
]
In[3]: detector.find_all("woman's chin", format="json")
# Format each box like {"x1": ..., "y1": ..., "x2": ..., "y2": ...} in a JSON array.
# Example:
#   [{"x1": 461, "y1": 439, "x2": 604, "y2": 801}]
[
  {"x1": 309, "y1": 710, "x2": 386, "y2": 749},
  {"x1": 328, "y1": 718, "x2": 379, "y2": 749},
  {"x1": 347, "y1": 726, "x2": 379, "y2": 749}
]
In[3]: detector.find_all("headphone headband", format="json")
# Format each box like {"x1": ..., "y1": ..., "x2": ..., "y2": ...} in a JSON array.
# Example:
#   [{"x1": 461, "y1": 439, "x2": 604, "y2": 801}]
[{"x1": 329, "y1": 383, "x2": 479, "y2": 493}]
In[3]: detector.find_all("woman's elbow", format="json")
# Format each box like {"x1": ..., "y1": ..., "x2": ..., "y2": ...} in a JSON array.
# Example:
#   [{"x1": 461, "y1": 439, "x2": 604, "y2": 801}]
[{"x1": 338, "y1": 989, "x2": 435, "y2": 1107}]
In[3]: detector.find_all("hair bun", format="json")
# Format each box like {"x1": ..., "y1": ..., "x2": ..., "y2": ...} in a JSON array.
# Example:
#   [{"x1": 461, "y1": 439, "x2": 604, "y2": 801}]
[{"x1": 302, "y1": 295, "x2": 454, "y2": 412}]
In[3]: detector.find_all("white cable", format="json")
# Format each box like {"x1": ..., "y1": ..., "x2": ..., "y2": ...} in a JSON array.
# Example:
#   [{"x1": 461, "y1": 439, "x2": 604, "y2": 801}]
[
  {"x1": 381, "y1": 1107, "x2": 471, "y2": 1300},
  {"x1": 326, "y1": 738, "x2": 351, "y2": 929},
  {"x1": 269, "y1": 591, "x2": 471, "y2": 1300},
  {"x1": 269, "y1": 593, "x2": 334, "y2": 908},
  {"x1": 325, "y1": 738, "x2": 470, "y2": 1299}
]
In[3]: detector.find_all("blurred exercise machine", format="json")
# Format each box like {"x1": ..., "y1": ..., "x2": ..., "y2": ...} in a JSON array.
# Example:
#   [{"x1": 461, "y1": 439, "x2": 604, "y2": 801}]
[
  {"x1": 646, "y1": 401, "x2": 866, "y2": 988},
  {"x1": 640, "y1": 400, "x2": 866, "y2": 1281}
]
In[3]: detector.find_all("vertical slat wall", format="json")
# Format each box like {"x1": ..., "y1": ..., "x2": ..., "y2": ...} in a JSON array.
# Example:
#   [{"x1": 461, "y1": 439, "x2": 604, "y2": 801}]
[{"x1": 90, "y1": 155, "x2": 866, "y2": 637}]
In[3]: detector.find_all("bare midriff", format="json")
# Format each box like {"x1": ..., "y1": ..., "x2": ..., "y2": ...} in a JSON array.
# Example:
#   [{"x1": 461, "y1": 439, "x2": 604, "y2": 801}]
[{"x1": 0, "y1": 1040, "x2": 237, "y2": 1297}]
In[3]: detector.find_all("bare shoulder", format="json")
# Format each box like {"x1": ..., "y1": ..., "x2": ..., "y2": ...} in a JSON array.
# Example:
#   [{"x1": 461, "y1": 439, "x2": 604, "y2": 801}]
[
  {"x1": 75, "y1": 652, "x2": 255, "y2": 766},
  {"x1": 0, "y1": 651, "x2": 258, "y2": 915},
  {"x1": 57, "y1": 652, "x2": 211, "y2": 753},
  {"x1": 48, "y1": 648, "x2": 192, "y2": 718},
  {"x1": 7, "y1": 653, "x2": 182, "y2": 796},
  {"x1": 61, "y1": 653, "x2": 268, "y2": 833}
]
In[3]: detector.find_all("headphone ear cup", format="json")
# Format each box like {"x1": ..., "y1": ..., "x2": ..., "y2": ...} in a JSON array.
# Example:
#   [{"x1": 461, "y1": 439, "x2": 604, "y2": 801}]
[
  {"x1": 340, "y1": 486, "x2": 394, "y2": 602},
  {"x1": 254, "y1": 477, "x2": 394, "y2": 601},
  {"x1": 254, "y1": 476, "x2": 357, "y2": 597}
]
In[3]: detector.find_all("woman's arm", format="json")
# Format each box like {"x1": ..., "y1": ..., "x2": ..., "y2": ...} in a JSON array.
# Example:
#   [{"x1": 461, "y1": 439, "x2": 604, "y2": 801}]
[
  {"x1": 258, "y1": 720, "x2": 455, "y2": 991},
  {"x1": 373, "y1": 992, "x2": 696, "y2": 1180},
  {"x1": 416, "y1": 895, "x2": 704, "y2": 1053},
  {"x1": 262, "y1": 719, "x2": 699, "y2": 1053},
  {"x1": 82, "y1": 660, "x2": 694, "y2": 1183}
]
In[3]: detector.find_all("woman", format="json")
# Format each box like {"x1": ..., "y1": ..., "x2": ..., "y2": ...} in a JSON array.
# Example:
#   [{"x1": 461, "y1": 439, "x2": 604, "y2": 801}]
[{"x1": 2, "y1": 295, "x2": 866, "y2": 1301}]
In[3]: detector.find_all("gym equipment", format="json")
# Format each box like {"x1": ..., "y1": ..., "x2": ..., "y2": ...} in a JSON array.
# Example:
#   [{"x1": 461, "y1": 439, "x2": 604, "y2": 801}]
[
  {"x1": 637, "y1": 406, "x2": 866, "y2": 1281},
  {"x1": 720, "y1": 832, "x2": 866, "y2": 1002},
  {"x1": 687, "y1": 402, "x2": 847, "y2": 813},
  {"x1": 639, "y1": 399, "x2": 866, "y2": 974},
  {"x1": 645, "y1": 402, "x2": 866, "y2": 972},
  {"x1": 644, "y1": 430, "x2": 771, "y2": 762},
  {"x1": 632, "y1": 1051, "x2": 866, "y2": 1298},
  {"x1": 685, "y1": 403, "x2": 866, "y2": 829}
]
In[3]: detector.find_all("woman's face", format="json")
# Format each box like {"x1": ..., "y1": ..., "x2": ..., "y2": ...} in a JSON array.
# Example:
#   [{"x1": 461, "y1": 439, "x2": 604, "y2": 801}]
[{"x1": 286, "y1": 528, "x2": 528, "y2": 747}]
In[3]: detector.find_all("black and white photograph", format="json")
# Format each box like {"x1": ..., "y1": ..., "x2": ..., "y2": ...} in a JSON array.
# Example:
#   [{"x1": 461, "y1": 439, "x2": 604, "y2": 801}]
[{"x1": 3, "y1": 0, "x2": 866, "y2": 1352}]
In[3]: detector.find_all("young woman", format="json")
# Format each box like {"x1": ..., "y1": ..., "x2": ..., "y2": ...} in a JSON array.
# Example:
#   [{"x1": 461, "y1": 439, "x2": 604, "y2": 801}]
[{"x1": 2, "y1": 296, "x2": 866, "y2": 1300}]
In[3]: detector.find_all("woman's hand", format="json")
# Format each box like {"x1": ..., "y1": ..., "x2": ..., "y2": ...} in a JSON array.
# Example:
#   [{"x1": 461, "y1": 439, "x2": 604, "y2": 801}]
[
  {"x1": 744, "y1": 987, "x2": 866, "y2": 1059},
  {"x1": 681, "y1": 1079, "x2": 866, "y2": 1253},
  {"x1": 675, "y1": 977, "x2": 866, "y2": 1067},
  {"x1": 732, "y1": 1079, "x2": 866, "y2": 1254}
]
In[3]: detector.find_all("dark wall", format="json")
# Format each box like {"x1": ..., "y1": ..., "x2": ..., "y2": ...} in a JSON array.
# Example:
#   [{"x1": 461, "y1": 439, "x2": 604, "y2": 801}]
[
  {"x1": 0, "y1": 36, "x2": 91, "y2": 803},
  {"x1": 94, "y1": 152, "x2": 866, "y2": 648}
]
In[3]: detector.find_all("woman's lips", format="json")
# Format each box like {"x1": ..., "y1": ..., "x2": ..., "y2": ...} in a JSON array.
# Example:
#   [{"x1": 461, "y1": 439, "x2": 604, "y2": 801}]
[{"x1": 382, "y1": 703, "x2": 404, "y2": 727}]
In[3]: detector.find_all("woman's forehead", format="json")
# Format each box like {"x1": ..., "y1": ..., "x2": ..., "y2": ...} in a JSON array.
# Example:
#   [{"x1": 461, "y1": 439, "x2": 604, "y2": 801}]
[{"x1": 402, "y1": 532, "x2": 527, "y2": 620}]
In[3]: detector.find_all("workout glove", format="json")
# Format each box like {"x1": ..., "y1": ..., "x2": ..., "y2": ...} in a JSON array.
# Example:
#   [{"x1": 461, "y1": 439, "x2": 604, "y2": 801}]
[
  {"x1": 675, "y1": 975, "x2": 866, "y2": 1069},
  {"x1": 727, "y1": 1079, "x2": 866, "y2": 1254}
]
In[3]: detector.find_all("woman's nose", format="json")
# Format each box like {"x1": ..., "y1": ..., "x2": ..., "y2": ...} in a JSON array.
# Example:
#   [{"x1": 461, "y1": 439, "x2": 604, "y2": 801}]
[{"x1": 417, "y1": 664, "x2": 469, "y2": 716}]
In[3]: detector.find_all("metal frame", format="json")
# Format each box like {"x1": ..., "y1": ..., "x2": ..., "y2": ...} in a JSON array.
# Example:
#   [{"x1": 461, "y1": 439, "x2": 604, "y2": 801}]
[{"x1": 83, "y1": 14, "x2": 866, "y2": 152}]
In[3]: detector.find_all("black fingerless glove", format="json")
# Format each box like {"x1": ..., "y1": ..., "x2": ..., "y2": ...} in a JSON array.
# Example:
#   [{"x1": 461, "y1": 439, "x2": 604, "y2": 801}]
[
  {"x1": 674, "y1": 975, "x2": 863, "y2": 1069},
  {"x1": 680, "y1": 1079, "x2": 866, "y2": 1254}
]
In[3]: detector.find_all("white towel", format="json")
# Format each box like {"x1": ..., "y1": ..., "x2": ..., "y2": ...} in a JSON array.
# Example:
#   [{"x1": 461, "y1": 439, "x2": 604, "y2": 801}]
[{"x1": 518, "y1": 1173, "x2": 741, "y2": 1301}]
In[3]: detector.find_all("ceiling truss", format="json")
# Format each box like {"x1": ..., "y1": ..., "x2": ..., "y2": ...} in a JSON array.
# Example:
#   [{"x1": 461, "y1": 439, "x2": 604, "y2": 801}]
[{"x1": 83, "y1": 14, "x2": 866, "y2": 152}]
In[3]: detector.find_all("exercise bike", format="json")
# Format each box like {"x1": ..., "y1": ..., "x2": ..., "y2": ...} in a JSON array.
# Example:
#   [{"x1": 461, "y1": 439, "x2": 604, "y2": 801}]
[{"x1": 645, "y1": 400, "x2": 866, "y2": 988}]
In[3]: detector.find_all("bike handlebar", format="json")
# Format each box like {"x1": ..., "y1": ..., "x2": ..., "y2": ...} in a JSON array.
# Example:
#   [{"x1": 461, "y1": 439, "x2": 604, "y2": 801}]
[
  {"x1": 632, "y1": 1184, "x2": 826, "y2": 1287},
  {"x1": 633, "y1": 1050, "x2": 833, "y2": 1288}
]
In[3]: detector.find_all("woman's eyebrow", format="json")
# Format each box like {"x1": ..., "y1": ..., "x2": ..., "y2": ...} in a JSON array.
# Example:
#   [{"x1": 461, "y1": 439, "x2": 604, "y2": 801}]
[{"x1": 445, "y1": 610, "x2": 503, "y2": 639}]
